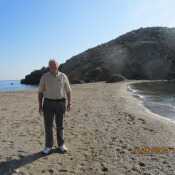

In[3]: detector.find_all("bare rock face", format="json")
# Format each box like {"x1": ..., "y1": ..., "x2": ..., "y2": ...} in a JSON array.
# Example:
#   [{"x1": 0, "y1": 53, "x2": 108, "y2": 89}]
[{"x1": 21, "y1": 27, "x2": 175, "y2": 85}]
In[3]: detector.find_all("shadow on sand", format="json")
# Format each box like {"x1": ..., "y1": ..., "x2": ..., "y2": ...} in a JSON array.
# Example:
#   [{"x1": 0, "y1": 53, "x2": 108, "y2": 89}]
[{"x1": 0, "y1": 148, "x2": 63, "y2": 175}]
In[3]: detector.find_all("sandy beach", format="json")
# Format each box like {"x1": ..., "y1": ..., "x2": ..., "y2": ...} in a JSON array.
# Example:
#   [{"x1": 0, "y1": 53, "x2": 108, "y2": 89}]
[{"x1": 0, "y1": 81, "x2": 175, "y2": 175}]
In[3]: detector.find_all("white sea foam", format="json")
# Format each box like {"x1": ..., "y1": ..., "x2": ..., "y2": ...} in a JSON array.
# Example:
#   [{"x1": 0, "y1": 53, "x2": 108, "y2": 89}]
[{"x1": 128, "y1": 82, "x2": 175, "y2": 120}]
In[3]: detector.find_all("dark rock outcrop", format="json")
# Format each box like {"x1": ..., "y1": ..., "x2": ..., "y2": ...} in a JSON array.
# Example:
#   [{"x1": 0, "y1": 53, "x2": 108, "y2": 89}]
[
  {"x1": 71, "y1": 80, "x2": 85, "y2": 84},
  {"x1": 106, "y1": 74, "x2": 126, "y2": 83},
  {"x1": 21, "y1": 67, "x2": 49, "y2": 85},
  {"x1": 21, "y1": 27, "x2": 175, "y2": 85}
]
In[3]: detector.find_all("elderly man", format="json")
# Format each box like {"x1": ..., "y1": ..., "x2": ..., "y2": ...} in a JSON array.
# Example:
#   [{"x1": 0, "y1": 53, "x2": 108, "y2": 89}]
[{"x1": 38, "y1": 59, "x2": 72, "y2": 154}]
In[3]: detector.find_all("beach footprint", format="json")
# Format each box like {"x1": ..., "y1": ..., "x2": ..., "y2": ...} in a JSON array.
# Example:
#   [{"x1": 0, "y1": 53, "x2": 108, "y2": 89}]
[
  {"x1": 124, "y1": 113, "x2": 136, "y2": 125},
  {"x1": 142, "y1": 127, "x2": 155, "y2": 133},
  {"x1": 124, "y1": 113, "x2": 136, "y2": 121},
  {"x1": 138, "y1": 118, "x2": 146, "y2": 124}
]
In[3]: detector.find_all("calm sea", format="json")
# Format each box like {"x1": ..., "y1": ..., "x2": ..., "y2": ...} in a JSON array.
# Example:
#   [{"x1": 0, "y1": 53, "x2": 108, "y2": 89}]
[
  {"x1": 0, "y1": 80, "x2": 37, "y2": 92},
  {"x1": 128, "y1": 81, "x2": 175, "y2": 120}
]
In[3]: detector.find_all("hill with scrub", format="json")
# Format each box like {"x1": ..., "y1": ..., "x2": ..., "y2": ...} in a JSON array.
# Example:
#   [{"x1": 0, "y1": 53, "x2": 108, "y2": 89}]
[{"x1": 21, "y1": 27, "x2": 175, "y2": 84}]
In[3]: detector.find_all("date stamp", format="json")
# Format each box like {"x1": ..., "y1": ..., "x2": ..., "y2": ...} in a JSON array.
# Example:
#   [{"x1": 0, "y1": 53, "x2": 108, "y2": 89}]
[{"x1": 132, "y1": 147, "x2": 175, "y2": 154}]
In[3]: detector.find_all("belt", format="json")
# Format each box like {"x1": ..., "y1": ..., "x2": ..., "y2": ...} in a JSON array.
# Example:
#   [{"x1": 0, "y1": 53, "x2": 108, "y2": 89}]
[{"x1": 44, "y1": 98, "x2": 66, "y2": 102}]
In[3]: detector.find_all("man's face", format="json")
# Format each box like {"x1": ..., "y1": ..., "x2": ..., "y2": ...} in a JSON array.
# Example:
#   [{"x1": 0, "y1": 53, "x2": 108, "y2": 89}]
[{"x1": 49, "y1": 61, "x2": 59, "y2": 74}]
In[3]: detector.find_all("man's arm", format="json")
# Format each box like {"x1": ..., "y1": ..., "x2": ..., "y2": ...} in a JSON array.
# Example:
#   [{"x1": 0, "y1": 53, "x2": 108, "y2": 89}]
[
  {"x1": 38, "y1": 75, "x2": 45, "y2": 114},
  {"x1": 63, "y1": 74, "x2": 72, "y2": 111},
  {"x1": 38, "y1": 92, "x2": 43, "y2": 114},
  {"x1": 66, "y1": 91, "x2": 72, "y2": 111}
]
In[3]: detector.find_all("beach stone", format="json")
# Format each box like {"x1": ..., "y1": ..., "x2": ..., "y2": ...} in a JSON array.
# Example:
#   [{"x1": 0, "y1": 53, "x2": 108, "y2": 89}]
[
  {"x1": 138, "y1": 161, "x2": 146, "y2": 167},
  {"x1": 101, "y1": 163, "x2": 108, "y2": 172},
  {"x1": 48, "y1": 169, "x2": 54, "y2": 174},
  {"x1": 59, "y1": 169, "x2": 68, "y2": 172},
  {"x1": 119, "y1": 139, "x2": 123, "y2": 143},
  {"x1": 162, "y1": 160, "x2": 168, "y2": 164},
  {"x1": 119, "y1": 150, "x2": 126, "y2": 154},
  {"x1": 41, "y1": 170, "x2": 46, "y2": 173},
  {"x1": 102, "y1": 166, "x2": 108, "y2": 172},
  {"x1": 116, "y1": 147, "x2": 121, "y2": 152}
]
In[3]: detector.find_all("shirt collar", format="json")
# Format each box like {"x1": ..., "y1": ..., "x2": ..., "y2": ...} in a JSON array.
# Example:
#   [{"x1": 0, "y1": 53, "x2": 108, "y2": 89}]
[{"x1": 49, "y1": 71, "x2": 61, "y2": 77}]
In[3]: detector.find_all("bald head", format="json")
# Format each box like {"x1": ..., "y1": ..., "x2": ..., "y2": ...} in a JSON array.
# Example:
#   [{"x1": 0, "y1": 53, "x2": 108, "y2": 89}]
[{"x1": 48, "y1": 59, "x2": 59, "y2": 74}]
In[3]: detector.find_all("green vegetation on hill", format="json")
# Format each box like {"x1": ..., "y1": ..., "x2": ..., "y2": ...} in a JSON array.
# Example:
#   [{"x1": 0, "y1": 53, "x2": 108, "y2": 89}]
[{"x1": 21, "y1": 27, "x2": 175, "y2": 85}]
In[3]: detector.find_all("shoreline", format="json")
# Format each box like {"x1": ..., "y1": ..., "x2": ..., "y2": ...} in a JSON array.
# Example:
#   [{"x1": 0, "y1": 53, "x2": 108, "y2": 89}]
[
  {"x1": 1, "y1": 81, "x2": 175, "y2": 174},
  {"x1": 0, "y1": 79, "x2": 37, "y2": 92},
  {"x1": 127, "y1": 80, "x2": 175, "y2": 125},
  {"x1": 123, "y1": 81, "x2": 175, "y2": 128}
]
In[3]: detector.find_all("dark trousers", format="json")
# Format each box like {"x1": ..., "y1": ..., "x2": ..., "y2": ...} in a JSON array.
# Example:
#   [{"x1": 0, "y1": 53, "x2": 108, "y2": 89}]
[{"x1": 43, "y1": 98, "x2": 66, "y2": 148}]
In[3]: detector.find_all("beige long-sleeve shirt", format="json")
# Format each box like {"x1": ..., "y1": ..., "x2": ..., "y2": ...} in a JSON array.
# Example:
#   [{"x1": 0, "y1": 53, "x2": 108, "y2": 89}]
[{"x1": 38, "y1": 71, "x2": 71, "y2": 99}]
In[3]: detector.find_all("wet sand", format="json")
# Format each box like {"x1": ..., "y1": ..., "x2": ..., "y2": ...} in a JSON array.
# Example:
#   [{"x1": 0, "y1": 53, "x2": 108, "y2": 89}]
[{"x1": 0, "y1": 81, "x2": 175, "y2": 175}]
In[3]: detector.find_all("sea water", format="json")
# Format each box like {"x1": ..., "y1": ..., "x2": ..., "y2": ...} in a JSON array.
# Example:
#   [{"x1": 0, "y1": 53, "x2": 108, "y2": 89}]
[
  {"x1": 0, "y1": 80, "x2": 37, "y2": 92},
  {"x1": 128, "y1": 81, "x2": 175, "y2": 120}
]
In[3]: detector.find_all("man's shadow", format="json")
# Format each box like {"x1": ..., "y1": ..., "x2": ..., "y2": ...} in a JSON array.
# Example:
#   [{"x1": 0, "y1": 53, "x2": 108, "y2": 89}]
[{"x1": 0, "y1": 148, "x2": 63, "y2": 175}]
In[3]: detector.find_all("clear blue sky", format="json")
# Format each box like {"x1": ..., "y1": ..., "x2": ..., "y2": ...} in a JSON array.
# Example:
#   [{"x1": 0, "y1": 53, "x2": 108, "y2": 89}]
[{"x1": 0, "y1": 0, "x2": 175, "y2": 80}]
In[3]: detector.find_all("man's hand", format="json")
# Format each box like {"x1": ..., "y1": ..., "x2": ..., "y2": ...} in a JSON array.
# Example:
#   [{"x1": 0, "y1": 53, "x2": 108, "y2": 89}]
[
  {"x1": 66, "y1": 90, "x2": 71, "y2": 112},
  {"x1": 67, "y1": 103, "x2": 71, "y2": 112},
  {"x1": 39, "y1": 105, "x2": 43, "y2": 115}
]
